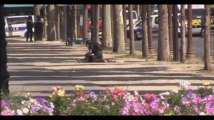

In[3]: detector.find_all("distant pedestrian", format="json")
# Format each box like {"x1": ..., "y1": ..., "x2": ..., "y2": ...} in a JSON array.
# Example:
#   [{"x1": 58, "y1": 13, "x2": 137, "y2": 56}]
[
  {"x1": 200, "y1": 14, "x2": 206, "y2": 37},
  {"x1": 26, "y1": 16, "x2": 34, "y2": 42},
  {"x1": 34, "y1": 15, "x2": 44, "y2": 41}
]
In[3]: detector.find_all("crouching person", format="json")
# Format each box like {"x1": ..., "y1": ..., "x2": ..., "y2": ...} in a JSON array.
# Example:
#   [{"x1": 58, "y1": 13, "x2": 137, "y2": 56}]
[{"x1": 84, "y1": 40, "x2": 104, "y2": 62}]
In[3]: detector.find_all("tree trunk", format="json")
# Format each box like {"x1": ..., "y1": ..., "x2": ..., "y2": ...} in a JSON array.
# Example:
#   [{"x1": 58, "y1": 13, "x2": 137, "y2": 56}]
[
  {"x1": 111, "y1": 5, "x2": 114, "y2": 48},
  {"x1": 180, "y1": 5, "x2": 186, "y2": 63},
  {"x1": 54, "y1": 5, "x2": 58, "y2": 40},
  {"x1": 0, "y1": 5, "x2": 10, "y2": 95},
  {"x1": 128, "y1": 5, "x2": 135, "y2": 55},
  {"x1": 123, "y1": 5, "x2": 127, "y2": 43},
  {"x1": 73, "y1": 5, "x2": 77, "y2": 40},
  {"x1": 43, "y1": 5, "x2": 47, "y2": 39},
  {"x1": 47, "y1": 5, "x2": 57, "y2": 41},
  {"x1": 57, "y1": 6, "x2": 61, "y2": 40},
  {"x1": 102, "y1": 5, "x2": 107, "y2": 48},
  {"x1": 94, "y1": 5, "x2": 100, "y2": 43},
  {"x1": 204, "y1": 5, "x2": 212, "y2": 71},
  {"x1": 147, "y1": 5, "x2": 154, "y2": 55},
  {"x1": 186, "y1": 4, "x2": 195, "y2": 59},
  {"x1": 172, "y1": 5, "x2": 179, "y2": 61},
  {"x1": 168, "y1": 5, "x2": 173, "y2": 53},
  {"x1": 91, "y1": 5, "x2": 95, "y2": 42},
  {"x1": 55, "y1": 5, "x2": 60, "y2": 40},
  {"x1": 77, "y1": 5, "x2": 81, "y2": 38},
  {"x1": 142, "y1": 5, "x2": 149, "y2": 58},
  {"x1": 112, "y1": 5, "x2": 125, "y2": 53},
  {"x1": 137, "y1": 5, "x2": 140, "y2": 16},
  {"x1": 34, "y1": 5, "x2": 40, "y2": 41},
  {"x1": 59, "y1": 8, "x2": 64, "y2": 40},
  {"x1": 68, "y1": 5, "x2": 74, "y2": 45},
  {"x1": 63, "y1": 6, "x2": 67, "y2": 41},
  {"x1": 34, "y1": 5, "x2": 40, "y2": 18},
  {"x1": 102, "y1": 5, "x2": 112, "y2": 48},
  {"x1": 83, "y1": 5, "x2": 88, "y2": 42},
  {"x1": 158, "y1": 5, "x2": 170, "y2": 61}
]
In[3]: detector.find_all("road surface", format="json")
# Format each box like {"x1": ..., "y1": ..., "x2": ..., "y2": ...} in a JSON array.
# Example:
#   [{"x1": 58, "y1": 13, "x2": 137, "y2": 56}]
[{"x1": 134, "y1": 33, "x2": 214, "y2": 59}]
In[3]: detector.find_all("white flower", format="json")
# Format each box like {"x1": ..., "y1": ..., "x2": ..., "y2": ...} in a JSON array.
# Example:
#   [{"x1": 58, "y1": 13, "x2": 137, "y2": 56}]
[
  {"x1": 33, "y1": 100, "x2": 42, "y2": 107},
  {"x1": 123, "y1": 92, "x2": 131, "y2": 99},
  {"x1": 25, "y1": 93, "x2": 32, "y2": 98},
  {"x1": 29, "y1": 98, "x2": 34, "y2": 103},
  {"x1": 50, "y1": 102, "x2": 55, "y2": 109},
  {"x1": 22, "y1": 108, "x2": 29, "y2": 114},
  {"x1": 159, "y1": 92, "x2": 171, "y2": 99},
  {"x1": 179, "y1": 81, "x2": 191, "y2": 89},
  {"x1": 199, "y1": 112, "x2": 206, "y2": 115},
  {"x1": 160, "y1": 96, "x2": 166, "y2": 100},
  {"x1": 16, "y1": 109, "x2": 23, "y2": 115},
  {"x1": 21, "y1": 101, "x2": 26, "y2": 105},
  {"x1": 134, "y1": 90, "x2": 139, "y2": 96},
  {"x1": 105, "y1": 105, "x2": 110, "y2": 110},
  {"x1": 140, "y1": 95, "x2": 145, "y2": 104},
  {"x1": 127, "y1": 95, "x2": 135, "y2": 102},
  {"x1": 112, "y1": 102, "x2": 115, "y2": 106}
]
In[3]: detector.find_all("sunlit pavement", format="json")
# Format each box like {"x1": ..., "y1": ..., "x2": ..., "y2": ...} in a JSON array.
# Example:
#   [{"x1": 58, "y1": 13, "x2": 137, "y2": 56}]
[{"x1": 6, "y1": 37, "x2": 214, "y2": 97}]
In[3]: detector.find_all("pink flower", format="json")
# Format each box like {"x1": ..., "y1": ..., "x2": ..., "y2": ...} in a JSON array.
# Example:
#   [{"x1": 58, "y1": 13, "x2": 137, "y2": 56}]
[
  {"x1": 0, "y1": 100, "x2": 8, "y2": 108},
  {"x1": 174, "y1": 106, "x2": 181, "y2": 114},
  {"x1": 1, "y1": 109, "x2": 16, "y2": 116},
  {"x1": 144, "y1": 103, "x2": 150, "y2": 109},
  {"x1": 113, "y1": 95, "x2": 119, "y2": 100},
  {"x1": 134, "y1": 91, "x2": 139, "y2": 96},
  {"x1": 158, "y1": 108, "x2": 165, "y2": 114},
  {"x1": 144, "y1": 93, "x2": 157, "y2": 102},
  {"x1": 192, "y1": 97, "x2": 202, "y2": 104},
  {"x1": 113, "y1": 88, "x2": 125, "y2": 96},
  {"x1": 150, "y1": 94, "x2": 157, "y2": 99},
  {"x1": 182, "y1": 97, "x2": 190, "y2": 107}
]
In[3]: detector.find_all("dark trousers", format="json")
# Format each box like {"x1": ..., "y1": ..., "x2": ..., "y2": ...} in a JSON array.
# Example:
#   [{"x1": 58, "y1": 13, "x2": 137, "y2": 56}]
[
  {"x1": 35, "y1": 30, "x2": 43, "y2": 41},
  {"x1": 26, "y1": 30, "x2": 33, "y2": 42},
  {"x1": 85, "y1": 53, "x2": 103, "y2": 62},
  {"x1": 38, "y1": 31, "x2": 43, "y2": 41},
  {"x1": 87, "y1": 55, "x2": 95, "y2": 62},
  {"x1": 200, "y1": 25, "x2": 205, "y2": 37}
]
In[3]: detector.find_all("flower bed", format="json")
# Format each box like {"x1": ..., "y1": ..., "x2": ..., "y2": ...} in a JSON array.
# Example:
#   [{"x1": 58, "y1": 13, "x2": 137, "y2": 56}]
[{"x1": 0, "y1": 81, "x2": 214, "y2": 116}]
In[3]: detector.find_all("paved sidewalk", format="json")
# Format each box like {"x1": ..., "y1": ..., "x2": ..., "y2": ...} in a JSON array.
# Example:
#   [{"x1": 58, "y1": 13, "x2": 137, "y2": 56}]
[{"x1": 6, "y1": 37, "x2": 214, "y2": 97}]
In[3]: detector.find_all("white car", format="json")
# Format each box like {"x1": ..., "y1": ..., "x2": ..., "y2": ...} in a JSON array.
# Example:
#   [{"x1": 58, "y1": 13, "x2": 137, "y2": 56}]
[
  {"x1": 126, "y1": 10, "x2": 139, "y2": 26},
  {"x1": 127, "y1": 14, "x2": 187, "y2": 40},
  {"x1": 127, "y1": 14, "x2": 160, "y2": 40}
]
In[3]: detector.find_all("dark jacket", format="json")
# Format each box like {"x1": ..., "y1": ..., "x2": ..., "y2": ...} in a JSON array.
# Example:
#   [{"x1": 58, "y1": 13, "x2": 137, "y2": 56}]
[
  {"x1": 34, "y1": 21, "x2": 43, "y2": 34},
  {"x1": 26, "y1": 20, "x2": 33, "y2": 32},
  {"x1": 88, "y1": 42, "x2": 103, "y2": 57}
]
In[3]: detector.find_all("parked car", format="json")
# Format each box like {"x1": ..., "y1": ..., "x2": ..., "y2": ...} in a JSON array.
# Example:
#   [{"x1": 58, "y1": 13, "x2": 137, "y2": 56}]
[
  {"x1": 127, "y1": 14, "x2": 187, "y2": 40},
  {"x1": 126, "y1": 10, "x2": 139, "y2": 26},
  {"x1": 127, "y1": 14, "x2": 159, "y2": 40}
]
